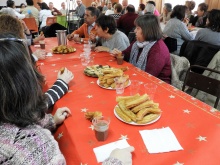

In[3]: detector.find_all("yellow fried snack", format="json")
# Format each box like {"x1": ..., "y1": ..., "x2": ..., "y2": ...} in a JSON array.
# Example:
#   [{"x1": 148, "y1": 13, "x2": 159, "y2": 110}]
[
  {"x1": 116, "y1": 94, "x2": 140, "y2": 102},
  {"x1": 118, "y1": 100, "x2": 137, "y2": 122},
  {"x1": 137, "y1": 113, "x2": 160, "y2": 124},
  {"x1": 131, "y1": 100, "x2": 158, "y2": 113},
  {"x1": 115, "y1": 106, "x2": 132, "y2": 123},
  {"x1": 125, "y1": 94, "x2": 149, "y2": 109},
  {"x1": 136, "y1": 107, "x2": 161, "y2": 121},
  {"x1": 107, "y1": 78, "x2": 114, "y2": 85},
  {"x1": 85, "y1": 111, "x2": 102, "y2": 122}
]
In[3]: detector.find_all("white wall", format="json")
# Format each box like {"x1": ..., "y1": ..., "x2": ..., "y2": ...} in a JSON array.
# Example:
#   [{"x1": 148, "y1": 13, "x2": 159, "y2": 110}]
[{"x1": 0, "y1": 0, "x2": 26, "y2": 6}]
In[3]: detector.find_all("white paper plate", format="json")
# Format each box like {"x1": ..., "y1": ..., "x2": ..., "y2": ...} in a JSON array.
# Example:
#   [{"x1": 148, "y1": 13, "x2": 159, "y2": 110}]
[
  {"x1": 114, "y1": 105, "x2": 161, "y2": 125},
  {"x1": 97, "y1": 80, "x2": 131, "y2": 90}
]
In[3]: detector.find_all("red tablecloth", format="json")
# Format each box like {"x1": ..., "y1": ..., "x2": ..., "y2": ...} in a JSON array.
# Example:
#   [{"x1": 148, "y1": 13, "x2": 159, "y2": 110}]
[{"x1": 37, "y1": 38, "x2": 220, "y2": 165}]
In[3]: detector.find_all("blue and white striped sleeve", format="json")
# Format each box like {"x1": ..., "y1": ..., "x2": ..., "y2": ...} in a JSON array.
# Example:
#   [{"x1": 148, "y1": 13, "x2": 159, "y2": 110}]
[{"x1": 45, "y1": 79, "x2": 69, "y2": 108}]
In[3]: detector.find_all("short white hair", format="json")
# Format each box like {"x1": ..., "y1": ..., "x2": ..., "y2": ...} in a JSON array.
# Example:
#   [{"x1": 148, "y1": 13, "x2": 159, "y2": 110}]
[{"x1": 0, "y1": 8, "x2": 16, "y2": 17}]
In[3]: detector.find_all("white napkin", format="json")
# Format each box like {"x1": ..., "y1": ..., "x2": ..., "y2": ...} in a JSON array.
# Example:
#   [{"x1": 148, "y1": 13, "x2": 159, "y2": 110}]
[
  {"x1": 34, "y1": 45, "x2": 40, "y2": 48},
  {"x1": 139, "y1": 127, "x2": 183, "y2": 153},
  {"x1": 46, "y1": 53, "x2": 53, "y2": 57},
  {"x1": 93, "y1": 139, "x2": 130, "y2": 163}
]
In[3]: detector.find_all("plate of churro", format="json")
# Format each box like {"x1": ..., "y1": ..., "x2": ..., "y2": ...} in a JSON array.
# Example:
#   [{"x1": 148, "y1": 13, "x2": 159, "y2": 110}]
[
  {"x1": 114, "y1": 94, "x2": 161, "y2": 125},
  {"x1": 97, "y1": 79, "x2": 131, "y2": 90}
]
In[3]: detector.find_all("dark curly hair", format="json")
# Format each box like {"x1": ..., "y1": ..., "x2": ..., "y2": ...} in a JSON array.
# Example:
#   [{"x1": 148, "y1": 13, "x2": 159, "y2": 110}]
[
  {"x1": 171, "y1": 5, "x2": 187, "y2": 21},
  {"x1": 207, "y1": 9, "x2": 220, "y2": 32},
  {"x1": 95, "y1": 15, "x2": 116, "y2": 35}
]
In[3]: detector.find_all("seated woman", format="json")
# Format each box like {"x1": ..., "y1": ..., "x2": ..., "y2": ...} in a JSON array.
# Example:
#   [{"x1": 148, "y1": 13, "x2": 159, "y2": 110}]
[
  {"x1": 189, "y1": 3, "x2": 208, "y2": 28},
  {"x1": 159, "y1": 3, "x2": 172, "y2": 23},
  {"x1": 0, "y1": 33, "x2": 71, "y2": 164},
  {"x1": 112, "y1": 14, "x2": 171, "y2": 84},
  {"x1": 194, "y1": 9, "x2": 220, "y2": 46},
  {"x1": 163, "y1": 5, "x2": 194, "y2": 55},
  {"x1": 93, "y1": 15, "x2": 130, "y2": 52},
  {"x1": 0, "y1": 14, "x2": 74, "y2": 109},
  {"x1": 39, "y1": 2, "x2": 53, "y2": 30}
]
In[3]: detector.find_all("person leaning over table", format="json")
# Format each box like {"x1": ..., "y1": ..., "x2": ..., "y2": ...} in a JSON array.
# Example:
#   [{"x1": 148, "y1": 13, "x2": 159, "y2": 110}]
[
  {"x1": 92, "y1": 15, "x2": 130, "y2": 53},
  {"x1": 67, "y1": 7, "x2": 100, "y2": 43},
  {"x1": 112, "y1": 14, "x2": 171, "y2": 84},
  {"x1": 163, "y1": 5, "x2": 194, "y2": 55},
  {"x1": 0, "y1": 15, "x2": 74, "y2": 109},
  {"x1": 194, "y1": 9, "x2": 220, "y2": 46},
  {"x1": 0, "y1": 33, "x2": 71, "y2": 164}
]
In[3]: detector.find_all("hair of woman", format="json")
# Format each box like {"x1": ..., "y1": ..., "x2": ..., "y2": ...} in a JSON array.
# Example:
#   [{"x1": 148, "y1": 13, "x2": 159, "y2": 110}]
[
  {"x1": 164, "y1": 3, "x2": 172, "y2": 12},
  {"x1": 114, "y1": 3, "x2": 122, "y2": 13},
  {"x1": 198, "y1": 3, "x2": 208, "y2": 12},
  {"x1": 185, "y1": 1, "x2": 196, "y2": 11},
  {"x1": 170, "y1": 5, "x2": 187, "y2": 21},
  {"x1": 41, "y1": 2, "x2": 50, "y2": 10},
  {"x1": 0, "y1": 33, "x2": 47, "y2": 127},
  {"x1": 95, "y1": 15, "x2": 116, "y2": 35},
  {"x1": 134, "y1": 14, "x2": 162, "y2": 41},
  {"x1": 207, "y1": 9, "x2": 220, "y2": 32}
]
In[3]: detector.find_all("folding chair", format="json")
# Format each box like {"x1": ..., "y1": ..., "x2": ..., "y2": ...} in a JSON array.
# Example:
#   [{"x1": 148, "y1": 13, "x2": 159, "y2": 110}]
[
  {"x1": 46, "y1": 16, "x2": 57, "y2": 26},
  {"x1": 182, "y1": 65, "x2": 220, "y2": 108},
  {"x1": 23, "y1": 17, "x2": 38, "y2": 34}
]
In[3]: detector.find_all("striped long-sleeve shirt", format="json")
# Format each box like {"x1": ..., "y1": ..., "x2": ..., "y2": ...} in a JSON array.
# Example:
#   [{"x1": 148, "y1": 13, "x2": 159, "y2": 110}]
[{"x1": 45, "y1": 79, "x2": 69, "y2": 108}]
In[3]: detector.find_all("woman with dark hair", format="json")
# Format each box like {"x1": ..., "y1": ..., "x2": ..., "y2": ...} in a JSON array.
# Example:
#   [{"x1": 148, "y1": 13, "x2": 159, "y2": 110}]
[
  {"x1": 189, "y1": 2, "x2": 208, "y2": 27},
  {"x1": 160, "y1": 3, "x2": 172, "y2": 23},
  {"x1": 137, "y1": 3, "x2": 145, "y2": 15},
  {"x1": 163, "y1": 5, "x2": 194, "y2": 55},
  {"x1": 112, "y1": 14, "x2": 171, "y2": 84},
  {"x1": 0, "y1": 33, "x2": 71, "y2": 164},
  {"x1": 94, "y1": 15, "x2": 130, "y2": 52},
  {"x1": 195, "y1": 9, "x2": 220, "y2": 46},
  {"x1": 39, "y1": 2, "x2": 53, "y2": 29}
]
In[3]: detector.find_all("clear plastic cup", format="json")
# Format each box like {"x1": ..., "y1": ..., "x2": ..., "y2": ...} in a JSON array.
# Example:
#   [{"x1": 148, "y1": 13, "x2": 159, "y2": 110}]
[
  {"x1": 144, "y1": 83, "x2": 157, "y2": 100},
  {"x1": 130, "y1": 80, "x2": 141, "y2": 96},
  {"x1": 114, "y1": 77, "x2": 127, "y2": 94}
]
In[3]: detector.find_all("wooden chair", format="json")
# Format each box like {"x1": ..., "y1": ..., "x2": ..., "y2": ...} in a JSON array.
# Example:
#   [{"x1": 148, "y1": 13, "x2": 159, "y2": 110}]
[
  {"x1": 46, "y1": 16, "x2": 57, "y2": 26},
  {"x1": 182, "y1": 65, "x2": 220, "y2": 108},
  {"x1": 23, "y1": 17, "x2": 38, "y2": 34}
]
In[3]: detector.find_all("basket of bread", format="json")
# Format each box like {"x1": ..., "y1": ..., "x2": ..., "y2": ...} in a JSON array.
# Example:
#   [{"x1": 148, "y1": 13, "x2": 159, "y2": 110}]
[
  {"x1": 52, "y1": 45, "x2": 76, "y2": 54},
  {"x1": 114, "y1": 94, "x2": 161, "y2": 125}
]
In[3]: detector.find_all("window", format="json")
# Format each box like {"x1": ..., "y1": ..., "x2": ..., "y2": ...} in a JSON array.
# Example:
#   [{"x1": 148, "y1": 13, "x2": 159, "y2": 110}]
[{"x1": 164, "y1": 0, "x2": 205, "y2": 12}]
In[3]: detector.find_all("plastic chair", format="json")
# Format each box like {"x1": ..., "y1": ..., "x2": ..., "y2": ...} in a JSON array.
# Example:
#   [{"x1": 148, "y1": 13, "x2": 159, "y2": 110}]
[
  {"x1": 23, "y1": 17, "x2": 38, "y2": 34},
  {"x1": 46, "y1": 16, "x2": 57, "y2": 26},
  {"x1": 182, "y1": 65, "x2": 220, "y2": 108}
]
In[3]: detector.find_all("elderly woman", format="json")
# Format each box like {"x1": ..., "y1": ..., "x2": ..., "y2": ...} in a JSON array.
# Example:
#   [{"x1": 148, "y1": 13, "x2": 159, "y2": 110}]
[
  {"x1": 0, "y1": 33, "x2": 71, "y2": 164},
  {"x1": 94, "y1": 15, "x2": 130, "y2": 52},
  {"x1": 185, "y1": 0, "x2": 196, "y2": 19},
  {"x1": 112, "y1": 14, "x2": 171, "y2": 84},
  {"x1": 163, "y1": 5, "x2": 194, "y2": 55},
  {"x1": 195, "y1": 9, "x2": 220, "y2": 46},
  {"x1": 189, "y1": 3, "x2": 208, "y2": 28},
  {"x1": 160, "y1": 3, "x2": 172, "y2": 23}
]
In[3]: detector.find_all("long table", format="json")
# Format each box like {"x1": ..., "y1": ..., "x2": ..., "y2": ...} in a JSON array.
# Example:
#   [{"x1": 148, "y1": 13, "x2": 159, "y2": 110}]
[{"x1": 37, "y1": 38, "x2": 220, "y2": 165}]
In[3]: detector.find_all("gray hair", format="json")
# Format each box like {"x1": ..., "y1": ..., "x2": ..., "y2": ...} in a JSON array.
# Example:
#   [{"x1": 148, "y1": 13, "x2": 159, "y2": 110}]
[
  {"x1": 145, "y1": 4, "x2": 155, "y2": 14},
  {"x1": 164, "y1": 3, "x2": 172, "y2": 12}
]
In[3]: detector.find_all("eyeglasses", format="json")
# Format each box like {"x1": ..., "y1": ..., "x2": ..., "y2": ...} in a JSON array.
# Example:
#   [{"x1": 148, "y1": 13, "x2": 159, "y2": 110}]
[{"x1": 0, "y1": 38, "x2": 30, "y2": 56}]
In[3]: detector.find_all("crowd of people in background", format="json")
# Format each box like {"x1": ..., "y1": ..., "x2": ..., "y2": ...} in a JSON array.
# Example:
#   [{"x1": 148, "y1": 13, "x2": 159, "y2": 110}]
[{"x1": 0, "y1": 0, "x2": 220, "y2": 164}]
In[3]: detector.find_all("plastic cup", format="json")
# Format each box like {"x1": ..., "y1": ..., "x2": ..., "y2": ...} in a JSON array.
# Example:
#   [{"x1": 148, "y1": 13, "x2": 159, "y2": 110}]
[
  {"x1": 90, "y1": 42, "x2": 96, "y2": 51},
  {"x1": 92, "y1": 116, "x2": 110, "y2": 141},
  {"x1": 39, "y1": 40, "x2": 45, "y2": 49},
  {"x1": 116, "y1": 55, "x2": 124, "y2": 65},
  {"x1": 114, "y1": 77, "x2": 127, "y2": 94},
  {"x1": 144, "y1": 83, "x2": 157, "y2": 100},
  {"x1": 130, "y1": 80, "x2": 141, "y2": 95}
]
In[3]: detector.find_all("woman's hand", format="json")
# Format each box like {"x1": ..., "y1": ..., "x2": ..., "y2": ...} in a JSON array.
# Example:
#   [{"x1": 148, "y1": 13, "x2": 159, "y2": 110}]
[
  {"x1": 53, "y1": 107, "x2": 71, "y2": 125},
  {"x1": 94, "y1": 46, "x2": 110, "y2": 52},
  {"x1": 57, "y1": 67, "x2": 74, "y2": 84},
  {"x1": 109, "y1": 146, "x2": 135, "y2": 165},
  {"x1": 111, "y1": 48, "x2": 121, "y2": 56}
]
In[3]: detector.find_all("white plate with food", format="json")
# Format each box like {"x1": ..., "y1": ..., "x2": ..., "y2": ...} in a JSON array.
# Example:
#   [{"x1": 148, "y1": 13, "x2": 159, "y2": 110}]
[
  {"x1": 114, "y1": 105, "x2": 161, "y2": 126},
  {"x1": 97, "y1": 79, "x2": 131, "y2": 90}
]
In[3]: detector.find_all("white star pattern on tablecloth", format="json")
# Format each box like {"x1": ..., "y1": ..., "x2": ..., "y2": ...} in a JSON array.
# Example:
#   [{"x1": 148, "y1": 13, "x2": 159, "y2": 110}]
[
  {"x1": 81, "y1": 108, "x2": 88, "y2": 112},
  {"x1": 74, "y1": 65, "x2": 78, "y2": 67},
  {"x1": 51, "y1": 64, "x2": 56, "y2": 66},
  {"x1": 57, "y1": 58, "x2": 61, "y2": 60},
  {"x1": 169, "y1": 95, "x2": 175, "y2": 99},
  {"x1": 87, "y1": 95, "x2": 93, "y2": 98},
  {"x1": 173, "y1": 161, "x2": 184, "y2": 165},
  {"x1": 183, "y1": 109, "x2": 191, "y2": 114},
  {"x1": 139, "y1": 81, "x2": 143, "y2": 84},
  {"x1": 109, "y1": 59, "x2": 113, "y2": 62},
  {"x1": 54, "y1": 70, "x2": 58, "y2": 72},
  {"x1": 40, "y1": 63, "x2": 44, "y2": 65},
  {"x1": 196, "y1": 136, "x2": 207, "y2": 141},
  {"x1": 90, "y1": 81, "x2": 95, "y2": 84},
  {"x1": 132, "y1": 73, "x2": 137, "y2": 76},
  {"x1": 68, "y1": 90, "x2": 72, "y2": 93},
  {"x1": 210, "y1": 108, "x2": 218, "y2": 113},
  {"x1": 173, "y1": 88, "x2": 178, "y2": 91},
  {"x1": 119, "y1": 135, "x2": 128, "y2": 140},
  {"x1": 89, "y1": 125, "x2": 94, "y2": 130},
  {"x1": 57, "y1": 132, "x2": 63, "y2": 140},
  {"x1": 80, "y1": 163, "x2": 87, "y2": 165}
]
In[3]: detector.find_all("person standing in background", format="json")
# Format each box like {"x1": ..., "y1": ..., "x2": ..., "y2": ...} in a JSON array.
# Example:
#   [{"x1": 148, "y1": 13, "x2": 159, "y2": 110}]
[
  {"x1": 185, "y1": 0, "x2": 196, "y2": 19},
  {"x1": 75, "y1": 0, "x2": 86, "y2": 18},
  {"x1": 22, "y1": 0, "x2": 39, "y2": 26},
  {"x1": 159, "y1": 3, "x2": 172, "y2": 23},
  {"x1": 59, "y1": 2, "x2": 67, "y2": 15},
  {"x1": 121, "y1": 0, "x2": 128, "y2": 14}
]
